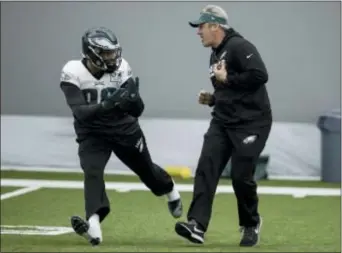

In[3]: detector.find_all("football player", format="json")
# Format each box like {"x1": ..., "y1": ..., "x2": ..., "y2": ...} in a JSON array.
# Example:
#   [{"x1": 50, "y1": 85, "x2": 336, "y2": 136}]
[{"x1": 60, "y1": 27, "x2": 183, "y2": 246}]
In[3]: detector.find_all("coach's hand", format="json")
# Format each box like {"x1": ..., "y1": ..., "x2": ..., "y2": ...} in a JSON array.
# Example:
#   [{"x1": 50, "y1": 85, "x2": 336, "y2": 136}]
[
  {"x1": 198, "y1": 90, "x2": 214, "y2": 106},
  {"x1": 213, "y1": 60, "x2": 227, "y2": 83}
]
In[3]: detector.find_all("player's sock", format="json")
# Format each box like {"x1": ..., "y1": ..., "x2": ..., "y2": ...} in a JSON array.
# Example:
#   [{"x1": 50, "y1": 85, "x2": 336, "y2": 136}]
[
  {"x1": 88, "y1": 214, "x2": 102, "y2": 242},
  {"x1": 166, "y1": 186, "x2": 181, "y2": 202}
]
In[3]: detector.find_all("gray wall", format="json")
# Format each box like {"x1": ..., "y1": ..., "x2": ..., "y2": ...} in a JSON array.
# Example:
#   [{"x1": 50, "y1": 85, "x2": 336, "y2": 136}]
[{"x1": 1, "y1": 1, "x2": 340, "y2": 123}]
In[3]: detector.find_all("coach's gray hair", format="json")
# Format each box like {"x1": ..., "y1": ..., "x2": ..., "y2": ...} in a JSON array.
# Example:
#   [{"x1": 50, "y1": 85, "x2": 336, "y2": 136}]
[{"x1": 202, "y1": 5, "x2": 230, "y2": 30}]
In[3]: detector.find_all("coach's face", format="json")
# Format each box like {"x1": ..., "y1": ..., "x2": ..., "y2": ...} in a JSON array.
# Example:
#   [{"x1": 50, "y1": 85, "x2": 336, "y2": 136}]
[{"x1": 197, "y1": 23, "x2": 215, "y2": 47}]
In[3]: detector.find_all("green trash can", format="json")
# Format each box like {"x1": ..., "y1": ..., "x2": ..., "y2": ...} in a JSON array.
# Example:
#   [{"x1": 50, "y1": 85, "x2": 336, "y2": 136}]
[{"x1": 317, "y1": 109, "x2": 341, "y2": 183}]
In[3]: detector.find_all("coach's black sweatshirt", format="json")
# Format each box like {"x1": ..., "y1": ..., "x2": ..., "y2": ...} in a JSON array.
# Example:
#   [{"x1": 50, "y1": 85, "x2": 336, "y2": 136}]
[{"x1": 208, "y1": 28, "x2": 272, "y2": 128}]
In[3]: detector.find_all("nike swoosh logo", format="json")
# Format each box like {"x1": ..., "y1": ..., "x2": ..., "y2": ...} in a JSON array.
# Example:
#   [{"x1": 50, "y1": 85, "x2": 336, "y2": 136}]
[{"x1": 194, "y1": 226, "x2": 204, "y2": 233}]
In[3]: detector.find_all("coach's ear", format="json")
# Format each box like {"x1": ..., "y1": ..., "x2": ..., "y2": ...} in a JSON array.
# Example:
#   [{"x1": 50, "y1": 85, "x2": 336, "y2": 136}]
[{"x1": 134, "y1": 76, "x2": 139, "y2": 89}]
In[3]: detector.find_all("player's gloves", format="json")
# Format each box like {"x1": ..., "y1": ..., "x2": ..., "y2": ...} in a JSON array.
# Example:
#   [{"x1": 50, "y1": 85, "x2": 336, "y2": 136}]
[
  {"x1": 101, "y1": 87, "x2": 129, "y2": 111},
  {"x1": 118, "y1": 77, "x2": 140, "y2": 111}
]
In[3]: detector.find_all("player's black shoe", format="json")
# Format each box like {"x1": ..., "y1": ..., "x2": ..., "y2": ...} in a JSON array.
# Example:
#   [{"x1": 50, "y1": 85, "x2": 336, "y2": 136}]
[
  {"x1": 168, "y1": 198, "x2": 183, "y2": 218},
  {"x1": 70, "y1": 215, "x2": 100, "y2": 246}
]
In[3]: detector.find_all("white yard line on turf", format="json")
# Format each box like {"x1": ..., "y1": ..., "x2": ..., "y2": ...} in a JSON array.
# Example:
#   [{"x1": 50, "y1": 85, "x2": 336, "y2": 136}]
[
  {"x1": 0, "y1": 178, "x2": 340, "y2": 198},
  {"x1": 1, "y1": 186, "x2": 41, "y2": 200},
  {"x1": 0, "y1": 165, "x2": 321, "y2": 181},
  {"x1": 0, "y1": 225, "x2": 73, "y2": 235},
  {"x1": 1, "y1": 166, "x2": 134, "y2": 175}
]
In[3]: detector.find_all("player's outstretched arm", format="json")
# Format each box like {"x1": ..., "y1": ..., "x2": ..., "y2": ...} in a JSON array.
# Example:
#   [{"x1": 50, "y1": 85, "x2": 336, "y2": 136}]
[{"x1": 60, "y1": 81, "x2": 106, "y2": 120}]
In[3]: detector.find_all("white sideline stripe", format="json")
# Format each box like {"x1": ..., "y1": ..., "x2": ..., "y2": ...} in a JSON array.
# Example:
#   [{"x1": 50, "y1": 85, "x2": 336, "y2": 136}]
[
  {"x1": 1, "y1": 166, "x2": 137, "y2": 176},
  {"x1": 1, "y1": 179, "x2": 340, "y2": 197},
  {"x1": 0, "y1": 165, "x2": 321, "y2": 181},
  {"x1": 1, "y1": 186, "x2": 41, "y2": 200}
]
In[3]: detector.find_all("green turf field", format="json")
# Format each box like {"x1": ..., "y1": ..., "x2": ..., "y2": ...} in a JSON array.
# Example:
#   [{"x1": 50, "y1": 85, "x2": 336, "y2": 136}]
[
  {"x1": 1, "y1": 170, "x2": 341, "y2": 252},
  {"x1": 0, "y1": 187, "x2": 21, "y2": 194}
]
